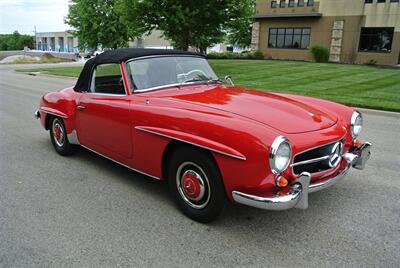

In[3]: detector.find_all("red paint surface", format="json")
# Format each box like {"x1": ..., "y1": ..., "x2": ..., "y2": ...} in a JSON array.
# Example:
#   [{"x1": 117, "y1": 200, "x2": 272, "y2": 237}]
[{"x1": 38, "y1": 62, "x2": 356, "y2": 202}]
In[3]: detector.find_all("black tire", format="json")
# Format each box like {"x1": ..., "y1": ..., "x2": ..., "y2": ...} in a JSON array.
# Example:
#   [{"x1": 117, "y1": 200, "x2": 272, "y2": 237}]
[
  {"x1": 49, "y1": 116, "x2": 77, "y2": 156},
  {"x1": 167, "y1": 147, "x2": 226, "y2": 223}
]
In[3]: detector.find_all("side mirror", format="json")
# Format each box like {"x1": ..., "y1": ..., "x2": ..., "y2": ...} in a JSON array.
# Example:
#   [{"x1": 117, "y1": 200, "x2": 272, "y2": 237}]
[{"x1": 224, "y1": 75, "x2": 234, "y2": 85}]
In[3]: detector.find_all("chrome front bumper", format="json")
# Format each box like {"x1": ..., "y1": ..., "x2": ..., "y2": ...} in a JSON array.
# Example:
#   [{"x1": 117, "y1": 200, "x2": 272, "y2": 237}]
[{"x1": 232, "y1": 142, "x2": 371, "y2": 211}]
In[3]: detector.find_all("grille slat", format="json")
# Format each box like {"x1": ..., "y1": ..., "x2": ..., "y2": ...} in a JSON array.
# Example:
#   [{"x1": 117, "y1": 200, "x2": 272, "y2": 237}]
[{"x1": 292, "y1": 141, "x2": 342, "y2": 175}]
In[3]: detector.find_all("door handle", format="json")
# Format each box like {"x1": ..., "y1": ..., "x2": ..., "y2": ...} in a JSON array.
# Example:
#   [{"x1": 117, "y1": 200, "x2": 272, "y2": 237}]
[{"x1": 77, "y1": 105, "x2": 86, "y2": 110}]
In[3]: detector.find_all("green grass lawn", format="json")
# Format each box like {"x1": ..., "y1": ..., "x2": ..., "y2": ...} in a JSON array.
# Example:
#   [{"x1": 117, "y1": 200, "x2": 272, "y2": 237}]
[{"x1": 16, "y1": 59, "x2": 400, "y2": 112}]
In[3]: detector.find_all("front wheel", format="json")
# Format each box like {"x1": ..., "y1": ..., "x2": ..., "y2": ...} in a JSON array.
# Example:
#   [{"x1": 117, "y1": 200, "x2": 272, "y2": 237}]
[
  {"x1": 49, "y1": 117, "x2": 77, "y2": 156},
  {"x1": 168, "y1": 147, "x2": 226, "y2": 223}
]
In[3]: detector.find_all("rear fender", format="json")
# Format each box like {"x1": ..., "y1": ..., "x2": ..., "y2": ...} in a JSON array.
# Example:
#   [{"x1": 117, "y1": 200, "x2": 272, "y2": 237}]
[{"x1": 40, "y1": 91, "x2": 79, "y2": 134}]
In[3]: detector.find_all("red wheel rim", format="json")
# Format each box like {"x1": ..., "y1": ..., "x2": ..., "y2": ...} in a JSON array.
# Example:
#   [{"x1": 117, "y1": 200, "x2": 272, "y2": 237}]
[
  {"x1": 176, "y1": 162, "x2": 210, "y2": 209},
  {"x1": 52, "y1": 119, "x2": 65, "y2": 147},
  {"x1": 181, "y1": 171, "x2": 203, "y2": 200}
]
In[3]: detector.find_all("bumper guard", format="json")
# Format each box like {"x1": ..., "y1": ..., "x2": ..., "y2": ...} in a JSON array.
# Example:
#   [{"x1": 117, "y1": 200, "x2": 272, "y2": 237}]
[{"x1": 34, "y1": 110, "x2": 41, "y2": 119}]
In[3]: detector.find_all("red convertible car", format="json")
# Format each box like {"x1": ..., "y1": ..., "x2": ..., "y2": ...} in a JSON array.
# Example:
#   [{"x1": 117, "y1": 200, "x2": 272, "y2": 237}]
[{"x1": 35, "y1": 49, "x2": 371, "y2": 222}]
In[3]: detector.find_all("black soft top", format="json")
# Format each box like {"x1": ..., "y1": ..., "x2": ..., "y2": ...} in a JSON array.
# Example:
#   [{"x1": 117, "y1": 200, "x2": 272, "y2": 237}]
[{"x1": 74, "y1": 48, "x2": 203, "y2": 92}]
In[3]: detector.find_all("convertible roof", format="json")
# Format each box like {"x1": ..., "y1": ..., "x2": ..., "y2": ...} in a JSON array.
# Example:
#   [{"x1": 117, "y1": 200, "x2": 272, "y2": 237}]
[{"x1": 74, "y1": 48, "x2": 204, "y2": 92}]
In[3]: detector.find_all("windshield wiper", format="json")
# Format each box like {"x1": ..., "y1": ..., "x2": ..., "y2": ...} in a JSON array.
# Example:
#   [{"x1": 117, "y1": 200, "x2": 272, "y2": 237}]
[
  {"x1": 183, "y1": 78, "x2": 207, "y2": 83},
  {"x1": 206, "y1": 79, "x2": 223, "y2": 84},
  {"x1": 182, "y1": 78, "x2": 223, "y2": 84}
]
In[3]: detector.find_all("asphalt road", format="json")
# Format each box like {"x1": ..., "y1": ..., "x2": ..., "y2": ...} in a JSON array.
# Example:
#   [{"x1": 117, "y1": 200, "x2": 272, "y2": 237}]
[{"x1": 1, "y1": 63, "x2": 399, "y2": 267}]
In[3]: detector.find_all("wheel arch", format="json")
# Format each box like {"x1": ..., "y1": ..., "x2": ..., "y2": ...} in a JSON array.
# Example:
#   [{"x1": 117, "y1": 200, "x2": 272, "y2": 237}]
[
  {"x1": 161, "y1": 140, "x2": 220, "y2": 181},
  {"x1": 44, "y1": 113, "x2": 52, "y2": 130}
]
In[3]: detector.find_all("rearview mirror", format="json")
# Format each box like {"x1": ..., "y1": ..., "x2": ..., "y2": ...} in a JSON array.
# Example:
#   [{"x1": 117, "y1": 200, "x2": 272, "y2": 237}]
[{"x1": 224, "y1": 75, "x2": 234, "y2": 85}]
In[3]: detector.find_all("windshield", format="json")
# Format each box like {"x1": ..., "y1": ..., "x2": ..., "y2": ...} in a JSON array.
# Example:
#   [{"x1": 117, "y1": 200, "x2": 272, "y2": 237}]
[{"x1": 127, "y1": 56, "x2": 219, "y2": 92}]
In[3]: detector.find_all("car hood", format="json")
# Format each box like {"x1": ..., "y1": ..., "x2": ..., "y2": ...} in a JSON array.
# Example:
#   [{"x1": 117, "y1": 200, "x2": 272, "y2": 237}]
[{"x1": 167, "y1": 85, "x2": 337, "y2": 134}]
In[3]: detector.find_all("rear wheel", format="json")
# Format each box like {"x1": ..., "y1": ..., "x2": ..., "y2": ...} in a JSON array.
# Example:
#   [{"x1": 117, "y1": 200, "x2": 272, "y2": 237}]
[
  {"x1": 168, "y1": 147, "x2": 226, "y2": 223},
  {"x1": 49, "y1": 117, "x2": 77, "y2": 156}
]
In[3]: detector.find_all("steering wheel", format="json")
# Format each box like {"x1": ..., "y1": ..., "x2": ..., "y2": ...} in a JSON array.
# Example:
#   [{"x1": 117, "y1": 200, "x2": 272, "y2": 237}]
[
  {"x1": 184, "y1": 69, "x2": 208, "y2": 80},
  {"x1": 119, "y1": 77, "x2": 124, "y2": 86}
]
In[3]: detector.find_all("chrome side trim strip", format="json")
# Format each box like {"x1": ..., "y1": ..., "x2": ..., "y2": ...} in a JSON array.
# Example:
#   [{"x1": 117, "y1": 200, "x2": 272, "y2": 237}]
[
  {"x1": 80, "y1": 144, "x2": 161, "y2": 180},
  {"x1": 84, "y1": 93, "x2": 127, "y2": 97},
  {"x1": 134, "y1": 82, "x2": 183, "y2": 93},
  {"x1": 135, "y1": 126, "x2": 246, "y2": 161},
  {"x1": 39, "y1": 109, "x2": 68, "y2": 119}
]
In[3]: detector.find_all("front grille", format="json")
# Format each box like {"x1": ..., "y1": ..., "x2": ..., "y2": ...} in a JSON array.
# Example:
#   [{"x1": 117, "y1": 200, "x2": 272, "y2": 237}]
[{"x1": 292, "y1": 141, "x2": 343, "y2": 175}]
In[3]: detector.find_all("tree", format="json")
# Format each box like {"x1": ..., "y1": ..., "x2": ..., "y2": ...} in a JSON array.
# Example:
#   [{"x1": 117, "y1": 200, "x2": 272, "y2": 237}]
[
  {"x1": 65, "y1": 0, "x2": 137, "y2": 49},
  {"x1": 118, "y1": 0, "x2": 254, "y2": 52},
  {"x1": 0, "y1": 31, "x2": 34, "y2": 50},
  {"x1": 226, "y1": 0, "x2": 255, "y2": 49}
]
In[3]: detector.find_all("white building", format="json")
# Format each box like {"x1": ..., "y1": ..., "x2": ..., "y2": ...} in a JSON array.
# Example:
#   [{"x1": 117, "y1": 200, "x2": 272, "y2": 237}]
[
  {"x1": 36, "y1": 31, "x2": 79, "y2": 53},
  {"x1": 129, "y1": 30, "x2": 172, "y2": 49}
]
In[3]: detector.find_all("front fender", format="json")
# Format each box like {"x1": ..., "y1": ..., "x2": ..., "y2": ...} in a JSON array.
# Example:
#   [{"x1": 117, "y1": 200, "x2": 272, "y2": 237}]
[{"x1": 135, "y1": 126, "x2": 246, "y2": 161}]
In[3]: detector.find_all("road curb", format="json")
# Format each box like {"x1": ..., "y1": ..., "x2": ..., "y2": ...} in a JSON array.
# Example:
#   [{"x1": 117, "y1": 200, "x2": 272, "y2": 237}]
[
  {"x1": 356, "y1": 108, "x2": 400, "y2": 118},
  {"x1": 14, "y1": 70, "x2": 78, "y2": 80}
]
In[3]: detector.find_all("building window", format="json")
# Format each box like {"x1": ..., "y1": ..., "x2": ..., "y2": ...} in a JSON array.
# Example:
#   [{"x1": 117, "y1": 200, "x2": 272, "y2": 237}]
[
  {"x1": 280, "y1": 0, "x2": 286, "y2": 8},
  {"x1": 359, "y1": 27, "x2": 394, "y2": 53},
  {"x1": 377, "y1": 0, "x2": 386, "y2": 2},
  {"x1": 271, "y1": 0, "x2": 277, "y2": 8},
  {"x1": 268, "y1": 28, "x2": 311, "y2": 49},
  {"x1": 307, "y1": 0, "x2": 314, "y2": 6},
  {"x1": 298, "y1": 0, "x2": 305, "y2": 6},
  {"x1": 365, "y1": 0, "x2": 373, "y2": 3},
  {"x1": 391, "y1": 0, "x2": 399, "y2": 2},
  {"x1": 288, "y1": 0, "x2": 295, "y2": 7}
]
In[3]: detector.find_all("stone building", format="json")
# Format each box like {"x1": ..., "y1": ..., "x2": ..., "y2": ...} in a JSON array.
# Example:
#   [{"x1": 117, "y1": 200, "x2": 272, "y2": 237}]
[{"x1": 252, "y1": 0, "x2": 400, "y2": 65}]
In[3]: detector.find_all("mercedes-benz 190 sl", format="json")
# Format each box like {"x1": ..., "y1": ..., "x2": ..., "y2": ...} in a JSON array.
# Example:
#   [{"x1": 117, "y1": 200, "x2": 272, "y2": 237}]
[{"x1": 35, "y1": 49, "x2": 371, "y2": 222}]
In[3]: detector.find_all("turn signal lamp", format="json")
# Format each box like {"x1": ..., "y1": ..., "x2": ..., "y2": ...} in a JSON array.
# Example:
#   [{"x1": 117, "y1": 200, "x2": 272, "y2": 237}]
[
  {"x1": 276, "y1": 176, "x2": 289, "y2": 188},
  {"x1": 354, "y1": 139, "x2": 363, "y2": 148}
]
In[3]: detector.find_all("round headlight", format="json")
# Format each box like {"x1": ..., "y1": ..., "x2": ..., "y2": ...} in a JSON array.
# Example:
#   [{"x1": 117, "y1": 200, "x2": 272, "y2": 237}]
[
  {"x1": 269, "y1": 136, "x2": 292, "y2": 174},
  {"x1": 351, "y1": 111, "x2": 363, "y2": 138}
]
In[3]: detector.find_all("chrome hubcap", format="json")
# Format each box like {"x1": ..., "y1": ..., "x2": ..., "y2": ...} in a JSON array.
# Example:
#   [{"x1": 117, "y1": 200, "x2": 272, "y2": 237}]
[
  {"x1": 52, "y1": 119, "x2": 65, "y2": 147},
  {"x1": 176, "y1": 162, "x2": 210, "y2": 209}
]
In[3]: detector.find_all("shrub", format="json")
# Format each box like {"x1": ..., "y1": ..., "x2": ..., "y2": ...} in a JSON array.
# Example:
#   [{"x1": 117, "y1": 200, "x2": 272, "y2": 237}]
[
  {"x1": 311, "y1": 45, "x2": 330, "y2": 63},
  {"x1": 206, "y1": 50, "x2": 264, "y2": 60},
  {"x1": 253, "y1": 50, "x2": 265, "y2": 60},
  {"x1": 365, "y1": 59, "x2": 377, "y2": 65}
]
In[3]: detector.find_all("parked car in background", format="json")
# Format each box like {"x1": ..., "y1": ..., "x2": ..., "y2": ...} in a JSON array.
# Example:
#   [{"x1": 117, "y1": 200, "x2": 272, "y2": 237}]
[
  {"x1": 92, "y1": 48, "x2": 104, "y2": 57},
  {"x1": 35, "y1": 49, "x2": 371, "y2": 222},
  {"x1": 76, "y1": 48, "x2": 94, "y2": 58}
]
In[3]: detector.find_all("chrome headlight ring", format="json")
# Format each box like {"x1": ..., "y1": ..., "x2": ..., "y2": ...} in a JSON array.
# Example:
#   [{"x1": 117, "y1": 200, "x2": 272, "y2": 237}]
[
  {"x1": 351, "y1": 111, "x2": 363, "y2": 138},
  {"x1": 269, "y1": 136, "x2": 292, "y2": 174}
]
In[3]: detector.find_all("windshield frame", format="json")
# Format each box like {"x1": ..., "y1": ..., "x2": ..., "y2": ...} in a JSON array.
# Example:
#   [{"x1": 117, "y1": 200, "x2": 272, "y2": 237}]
[{"x1": 125, "y1": 55, "x2": 221, "y2": 94}]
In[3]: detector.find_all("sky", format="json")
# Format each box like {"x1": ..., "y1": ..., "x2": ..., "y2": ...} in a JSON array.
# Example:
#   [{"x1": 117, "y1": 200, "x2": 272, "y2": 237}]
[{"x1": 0, "y1": 0, "x2": 70, "y2": 35}]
